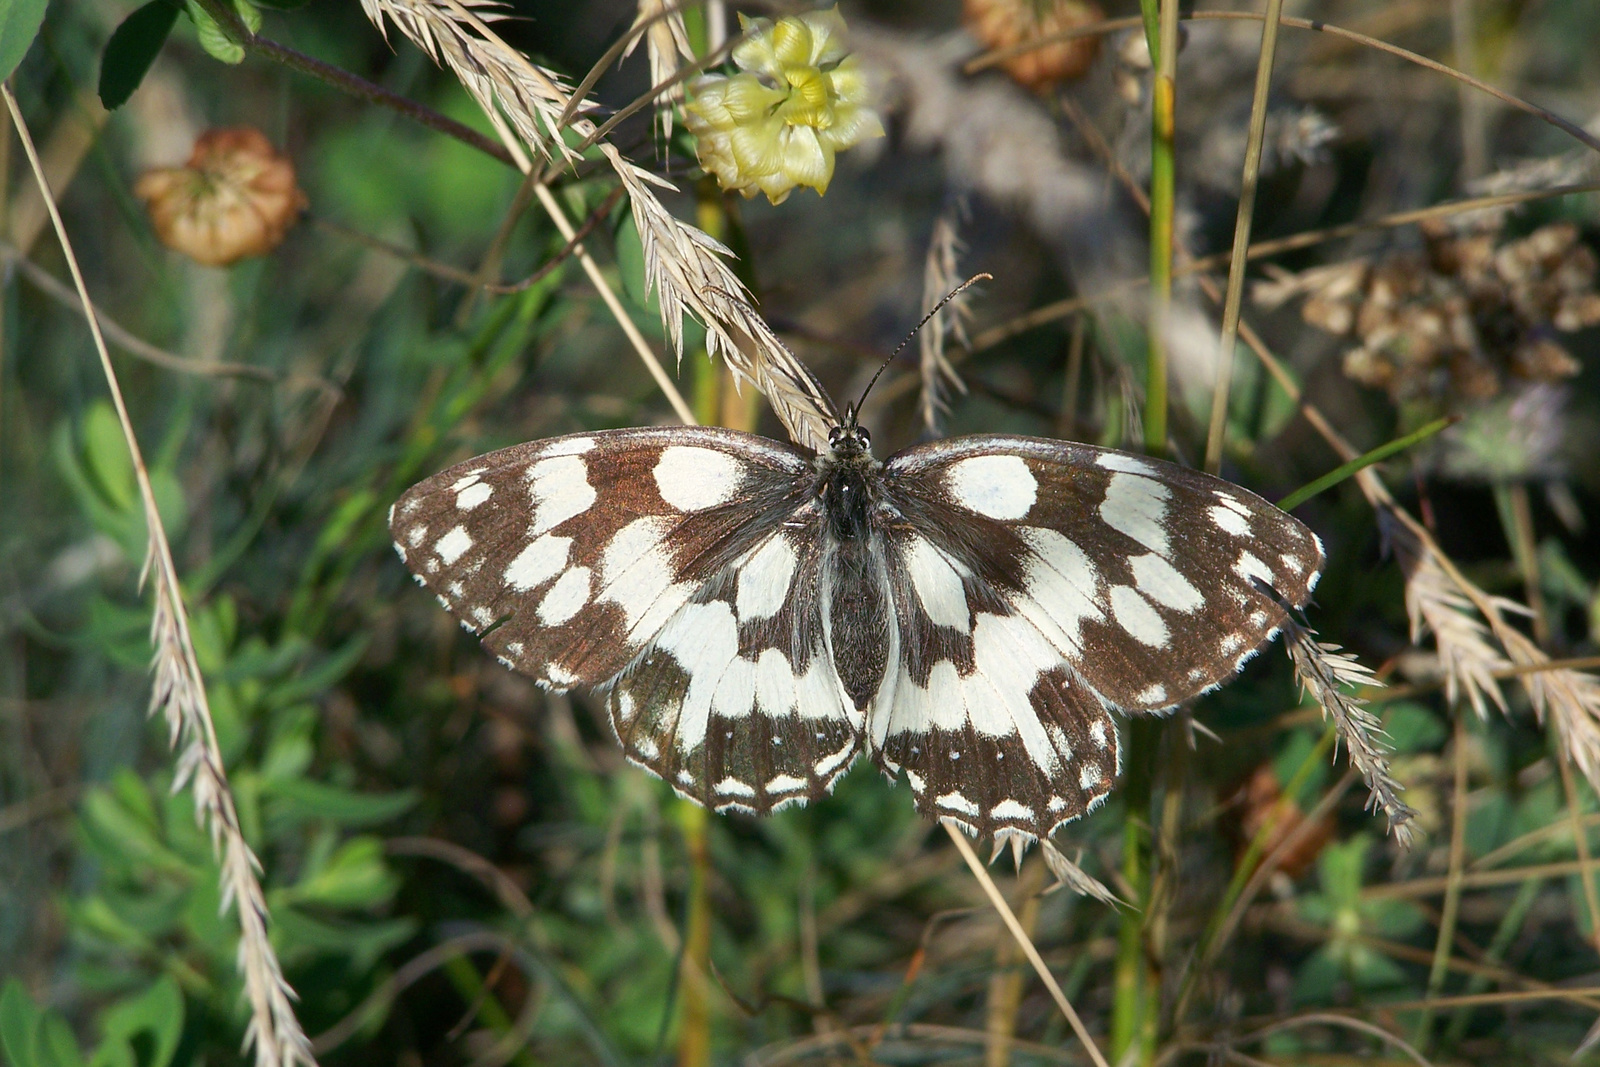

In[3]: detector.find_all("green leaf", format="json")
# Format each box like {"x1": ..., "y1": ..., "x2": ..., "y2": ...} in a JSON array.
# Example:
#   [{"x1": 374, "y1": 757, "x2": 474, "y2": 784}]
[
  {"x1": 264, "y1": 779, "x2": 417, "y2": 828},
  {"x1": 0, "y1": 0, "x2": 48, "y2": 82},
  {"x1": 182, "y1": 0, "x2": 260, "y2": 64},
  {"x1": 1277, "y1": 416, "x2": 1456, "y2": 511},
  {"x1": 89, "y1": 977, "x2": 183, "y2": 1067},
  {"x1": 1, "y1": 980, "x2": 44, "y2": 1067},
  {"x1": 37, "y1": 1015, "x2": 84, "y2": 1067},
  {"x1": 1383, "y1": 701, "x2": 1447, "y2": 754},
  {"x1": 285, "y1": 836, "x2": 398, "y2": 908},
  {"x1": 99, "y1": 1, "x2": 181, "y2": 109}
]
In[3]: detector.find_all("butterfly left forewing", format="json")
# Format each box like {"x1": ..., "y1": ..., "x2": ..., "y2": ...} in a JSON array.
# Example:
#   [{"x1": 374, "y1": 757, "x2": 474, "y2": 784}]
[{"x1": 389, "y1": 426, "x2": 814, "y2": 690}]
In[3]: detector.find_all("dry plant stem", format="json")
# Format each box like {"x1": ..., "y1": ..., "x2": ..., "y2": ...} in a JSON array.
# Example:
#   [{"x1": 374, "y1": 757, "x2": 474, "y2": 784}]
[
  {"x1": 1236, "y1": 1013, "x2": 1433, "y2": 1067},
  {"x1": 971, "y1": 179, "x2": 1600, "y2": 352},
  {"x1": 983, "y1": 859, "x2": 1047, "y2": 1067},
  {"x1": 943, "y1": 822, "x2": 1111, "y2": 1067},
  {"x1": 1450, "y1": 0, "x2": 1488, "y2": 179},
  {"x1": 1413, "y1": 714, "x2": 1472, "y2": 1049},
  {"x1": 1557, "y1": 755, "x2": 1600, "y2": 956},
  {"x1": 1204, "y1": 0, "x2": 1287, "y2": 475},
  {"x1": 1141, "y1": 0, "x2": 1179, "y2": 456},
  {"x1": 753, "y1": 1023, "x2": 1079, "y2": 1067},
  {"x1": 2, "y1": 244, "x2": 305, "y2": 386},
  {"x1": 2, "y1": 84, "x2": 314, "y2": 1067},
  {"x1": 965, "y1": 10, "x2": 1600, "y2": 159},
  {"x1": 531, "y1": 181, "x2": 696, "y2": 424}
]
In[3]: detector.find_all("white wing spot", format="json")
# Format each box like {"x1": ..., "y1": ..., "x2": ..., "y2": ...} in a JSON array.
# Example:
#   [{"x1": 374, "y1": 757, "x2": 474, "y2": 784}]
[
  {"x1": 598, "y1": 517, "x2": 677, "y2": 631},
  {"x1": 1210, "y1": 504, "x2": 1251, "y2": 537},
  {"x1": 542, "y1": 436, "x2": 596, "y2": 457},
  {"x1": 1100, "y1": 473, "x2": 1171, "y2": 553},
  {"x1": 1109, "y1": 585, "x2": 1169, "y2": 647},
  {"x1": 536, "y1": 567, "x2": 592, "y2": 626},
  {"x1": 903, "y1": 537, "x2": 971, "y2": 631},
  {"x1": 946, "y1": 454, "x2": 1036, "y2": 520},
  {"x1": 715, "y1": 777, "x2": 756, "y2": 798},
  {"x1": 1095, "y1": 452, "x2": 1156, "y2": 475},
  {"x1": 766, "y1": 774, "x2": 806, "y2": 794},
  {"x1": 1089, "y1": 720, "x2": 1108, "y2": 749},
  {"x1": 1249, "y1": 610, "x2": 1269, "y2": 628},
  {"x1": 506, "y1": 534, "x2": 571, "y2": 592},
  {"x1": 548, "y1": 663, "x2": 578, "y2": 686},
  {"x1": 1235, "y1": 551, "x2": 1275, "y2": 586},
  {"x1": 736, "y1": 535, "x2": 798, "y2": 621},
  {"x1": 1017, "y1": 528, "x2": 1104, "y2": 650},
  {"x1": 1079, "y1": 763, "x2": 1104, "y2": 789},
  {"x1": 406, "y1": 524, "x2": 429, "y2": 548},
  {"x1": 937, "y1": 791, "x2": 980, "y2": 816},
  {"x1": 456, "y1": 482, "x2": 493, "y2": 510},
  {"x1": 450, "y1": 473, "x2": 481, "y2": 492},
  {"x1": 654, "y1": 446, "x2": 744, "y2": 510},
  {"x1": 1281, "y1": 552, "x2": 1307, "y2": 575},
  {"x1": 991, "y1": 799, "x2": 1034, "y2": 821},
  {"x1": 1129, "y1": 553, "x2": 1204, "y2": 612},
  {"x1": 1135, "y1": 683, "x2": 1167, "y2": 705},
  {"x1": 1220, "y1": 633, "x2": 1245, "y2": 654},
  {"x1": 435, "y1": 526, "x2": 473, "y2": 565},
  {"x1": 528, "y1": 455, "x2": 595, "y2": 534}
]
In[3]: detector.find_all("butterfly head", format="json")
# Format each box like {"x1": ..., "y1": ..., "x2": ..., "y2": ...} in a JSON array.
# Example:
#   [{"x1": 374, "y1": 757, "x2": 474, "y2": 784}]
[{"x1": 828, "y1": 406, "x2": 873, "y2": 458}]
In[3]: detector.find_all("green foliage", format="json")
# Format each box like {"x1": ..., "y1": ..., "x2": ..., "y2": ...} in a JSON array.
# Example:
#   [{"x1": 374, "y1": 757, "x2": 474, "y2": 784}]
[
  {"x1": 98, "y1": 1, "x2": 182, "y2": 110},
  {"x1": 0, "y1": 0, "x2": 47, "y2": 83}
]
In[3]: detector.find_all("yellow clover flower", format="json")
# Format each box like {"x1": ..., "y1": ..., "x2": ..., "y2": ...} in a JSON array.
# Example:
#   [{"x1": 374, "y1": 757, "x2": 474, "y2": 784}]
[{"x1": 686, "y1": 7, "x2": 884, "y2": 204}]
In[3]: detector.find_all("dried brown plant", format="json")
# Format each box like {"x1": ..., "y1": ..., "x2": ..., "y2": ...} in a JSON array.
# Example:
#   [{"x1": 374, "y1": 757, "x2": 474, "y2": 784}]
[
  {"x1": 1281, "y1": 617, "x2": 1418, "y2": 847},
  {"x1": 360, "y1": 0, "x2": 841, "y2": 449},
  {"x1": 918, "y1": 211, "x2": 971, "y2": 435}
]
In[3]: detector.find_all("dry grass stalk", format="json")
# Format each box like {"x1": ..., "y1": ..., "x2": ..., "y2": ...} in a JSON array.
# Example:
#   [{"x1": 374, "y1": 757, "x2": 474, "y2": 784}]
[
  {"x1": 359, "y1": 0, "x2": 840, "y2": 450},
  {"x1": 1281, "y1": 616, "x2": 1417, "y2": 847},
  {"x1": 918, "y1": 212, "x2": 971, "y2": 435},
  {"x1": 1039, "y1": 840, "x2": 1119, "y2": 905},
  {"x1": 1376, "y1": 496, "x2": 1600, "y2": 795},
  {"x1": 622, "y1": 0, "x2": 694, "y2": 138},
  {"x1": 3, "y1": 85, "x2": 314, "y2": 1067},
  {"x1": 1385, "y1": 512, "x2": 1511, "y2": 720}
]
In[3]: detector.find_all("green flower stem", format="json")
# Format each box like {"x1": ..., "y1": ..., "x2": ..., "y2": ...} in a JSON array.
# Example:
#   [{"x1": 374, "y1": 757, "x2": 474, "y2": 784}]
[
  {"x1": 1110, "y1": 717, "x2": 1160, "y2": 1065},
  {"x1": 1141, "y1": 0, "x2": 1179, "y2": 457}
]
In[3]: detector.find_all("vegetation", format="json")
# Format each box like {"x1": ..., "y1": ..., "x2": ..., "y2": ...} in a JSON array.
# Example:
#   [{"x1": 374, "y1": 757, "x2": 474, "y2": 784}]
[{"x1": 3, "y1": 0, "x2": 1600, "y2": 1064}]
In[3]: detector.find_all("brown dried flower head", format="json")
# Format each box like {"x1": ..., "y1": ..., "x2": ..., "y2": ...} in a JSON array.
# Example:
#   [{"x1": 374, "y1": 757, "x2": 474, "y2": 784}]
[
  {"x1": 964, "y1": 0, "x2": 1105, "y2": 92},
  {"x1": 1234, "y1": 762, "x2": 1335, "y2": 879},
  {"x1": 1270, "y1": 221, "x2": 1599, "y2": 406},
  {"x1": 135, "y1": 127, "x2": 307, "y2": 267}
]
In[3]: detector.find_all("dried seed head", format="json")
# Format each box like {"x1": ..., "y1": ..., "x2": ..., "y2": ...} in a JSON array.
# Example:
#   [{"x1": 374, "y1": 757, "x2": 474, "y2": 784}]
[
  {"x1": 1288, "y1": 221, "x2": 1598, "y2": 407},
  {"x1": 964, "y1": 0, "x2": 1105, "y2": 92},
  {"x1": 685, "y1": 8, "x2": 884, "y2": 205},
  {"x1": 135, "y1": 127, "x2": 307, "y2": 267}
]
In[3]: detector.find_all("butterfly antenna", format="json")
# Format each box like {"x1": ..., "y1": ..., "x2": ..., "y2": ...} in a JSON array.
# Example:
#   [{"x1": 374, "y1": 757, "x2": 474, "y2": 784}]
[{"x1": 847, "y1": 272, "x2": 992, "y2": 425}]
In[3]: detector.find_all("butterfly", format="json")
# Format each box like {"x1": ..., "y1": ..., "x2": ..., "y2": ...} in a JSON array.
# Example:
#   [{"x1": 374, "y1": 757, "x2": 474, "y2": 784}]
[{"x1": 389, "y1": 390, "x2": 1323, "y2": 847}]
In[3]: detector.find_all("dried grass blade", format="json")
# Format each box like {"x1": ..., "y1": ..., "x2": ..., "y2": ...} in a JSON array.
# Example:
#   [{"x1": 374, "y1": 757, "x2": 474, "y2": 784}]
[
  {"x1": 3, "y1": 83, "x2": 314, "y2": 1067},
  {"x1": 1282, "y1": 616, "x2": 1417, "y2": 845},
  {"x1": 918, "y1": 211, "x2": 970, "y2": 436}
]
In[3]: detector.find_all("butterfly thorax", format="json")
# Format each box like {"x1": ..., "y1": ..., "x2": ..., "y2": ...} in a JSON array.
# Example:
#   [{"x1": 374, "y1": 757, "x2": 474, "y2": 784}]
[{"x1": 817, "y1": 424, "x2": 882, "y2": 543}]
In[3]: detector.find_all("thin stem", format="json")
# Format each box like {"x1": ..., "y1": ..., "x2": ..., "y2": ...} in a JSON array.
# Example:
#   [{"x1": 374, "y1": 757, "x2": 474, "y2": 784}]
[
  {"x1": 530, "y1": 182, "x2": 696, "y2": 425},
  {"x1": 1141, "y1": 0, "x2": 1179, "y2": 456},
  {"x1": 944, "y1": 823, "x2": 1112, "y2": 1067},
  {"x1": 1413, "y1": 713, "x2": 1472, "y2": 1049},
  {"x1": 1204, "y1": 0, "x2": 1287, "y2": 474},
  {"x1": 965, "y1": 10, "x2": 1600, "y2": 159}
]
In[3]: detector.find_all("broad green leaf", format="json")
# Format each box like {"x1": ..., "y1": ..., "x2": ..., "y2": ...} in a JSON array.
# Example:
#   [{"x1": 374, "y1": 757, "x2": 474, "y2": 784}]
[
  {"x1": 0, "y1": 980, "x2": 43, "y2": 1067},
  {"x1": 183, "y1": 0, "x2": 259, "y2": 64},
  {"x1": 265, "y1": 779, "x2": 417, "y2": 828},
  {"x1": 89, "y1": 977, "x2": 183, "y2": 1067},
  {"x1": 285, "y1": 836, "x2": 398, "y2": 908},
  {"x1": 0, "y1": 0, "x2": 48, "y2": 82},
  {"x1": 98, "y1": 1, "x2": 180, "y2": 109}
]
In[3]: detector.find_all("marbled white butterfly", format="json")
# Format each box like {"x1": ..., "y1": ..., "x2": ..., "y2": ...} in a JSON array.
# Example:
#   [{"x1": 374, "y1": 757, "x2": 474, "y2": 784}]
[{"x1": 390, "y1": 394, "x2": 1323, "y2": 845}]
